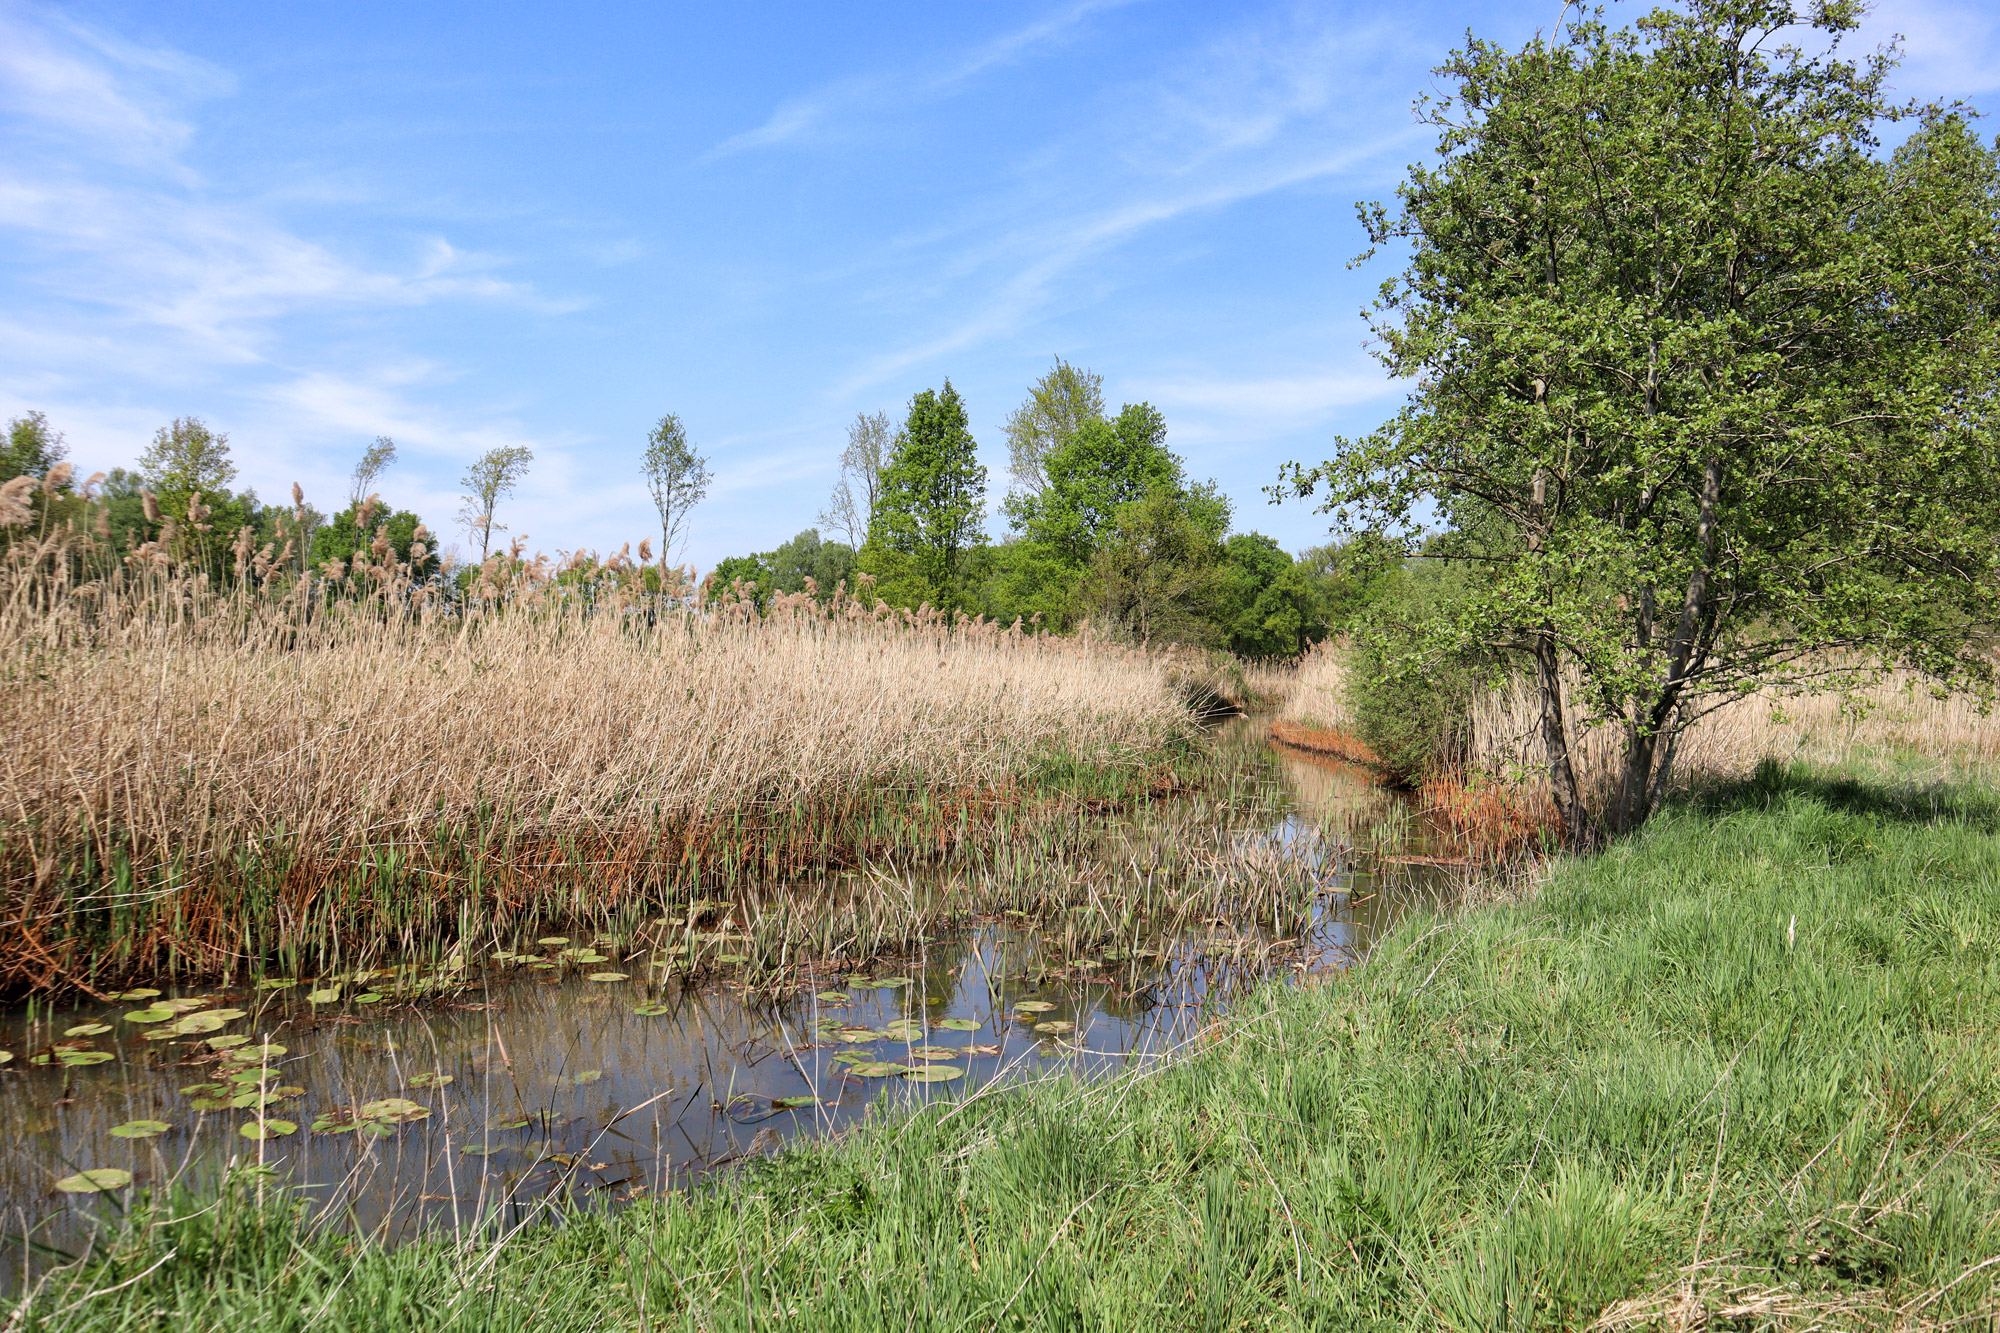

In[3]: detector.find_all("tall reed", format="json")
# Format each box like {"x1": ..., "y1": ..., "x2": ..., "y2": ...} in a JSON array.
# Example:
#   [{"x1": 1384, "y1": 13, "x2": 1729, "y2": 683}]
[{"x1": 0, "y1": 525, "x2": 1194, "y2": 991}]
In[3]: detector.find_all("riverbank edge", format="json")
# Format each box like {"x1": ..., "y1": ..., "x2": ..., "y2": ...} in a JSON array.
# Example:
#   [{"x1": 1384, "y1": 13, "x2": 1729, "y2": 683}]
[{"x1": 12, "y1": 757, "x2": 1999, "y2": 1331}]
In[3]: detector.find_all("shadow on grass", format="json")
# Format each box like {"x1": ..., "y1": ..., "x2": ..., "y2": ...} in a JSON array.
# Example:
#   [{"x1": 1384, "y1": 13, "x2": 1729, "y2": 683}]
[{"x1": 1684, "y1": 756, "x2": 2000, "y2": 832}]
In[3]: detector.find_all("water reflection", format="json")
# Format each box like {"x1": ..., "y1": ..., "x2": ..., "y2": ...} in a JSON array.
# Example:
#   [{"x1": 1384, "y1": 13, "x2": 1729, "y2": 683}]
[{"x1": 0, "y1": 724, "x2": 1438, "y2": 1257}]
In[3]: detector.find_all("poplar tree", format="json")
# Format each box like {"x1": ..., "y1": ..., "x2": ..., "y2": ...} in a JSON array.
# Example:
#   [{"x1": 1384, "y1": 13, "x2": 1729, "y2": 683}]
[
  {"x1": 869, "y1": 380, "x2": 987, "y2": 605},
  {"x1": 1281, "y1": 0, "x2": 2000, "y2": 841}
]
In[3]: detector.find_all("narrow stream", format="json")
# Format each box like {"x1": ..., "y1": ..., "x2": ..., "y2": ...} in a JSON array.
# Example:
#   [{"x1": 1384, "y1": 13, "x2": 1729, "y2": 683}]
[{"x1": 0, "y1": 723, "x2": 1449, "y2": 1260}]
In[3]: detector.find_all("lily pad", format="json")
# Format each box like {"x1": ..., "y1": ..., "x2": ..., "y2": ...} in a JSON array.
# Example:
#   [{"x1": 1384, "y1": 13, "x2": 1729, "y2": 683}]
[
  {"x1": 206, "y1": 1035, "x2": 251, "y2": 1050},
  {"x1": 273, "y1": 1086, "x2": 306, "y2": 1098},
  {"x1": 632, "y1": 1003, "x2": 670, "y2": 1016},
  {"x1": 358, "y1": 1098, "x2": 430, "y2": 1123},
  {"x1": 585, "y1": 972, "x2": 629, "y2": 983},
  {"x1": 112, "y1": 988, "x2": 161, "y2": 1001},
  {"x1": 408, "y1": 1071, "x2": 453, "y2": 1089},
  {"x1": 568, "y1": 1071, "x2": 603, "y2": 1086},
  {"x1": 536, "y1": 936, "x2": 570, "y2": 946},
  {"x1": 108, "y1": 1120, "x2": 170, "y2": 1139},
  {"x1": 204, "y1": 1009, "x2": 246, "y2": 1022},
  {"x1": 63, "y1": 1023, "x2": 112, "y2": 1038},
  {"x1": 230, "y1": 1092, "x2": 281, "y2": 1109},
  {"x1": 0, "y1": 1052, "x2": 11, "y2": 1065},
  {"x1": 123, "y1": 1008, "x2": 172, "y2": 1024},
  {"x1": 353, "y1": 993, "x2": 384, "y2": 1004},
  {"x1": 167, "y1": 1014, "x2": 228, "y2": 1035},
  {"x1": 305, "y1": 988, "x2": 340, "y2": 1004},
  {"x1": 815, "y1": 992, "x2": 850, "y2": 1003},
  {"x1": 836, "y1": 1028, "x2": 883, "y2": 1042},
  {"x1": 938, "y1": 1018, "x2": 981, "y2": 1031},
  {"x1": 240, "y1": 1120, "x2": 297, "y2": 1140},
  {"x1": 227, "y1": 1068, "x2": 276, "y2": 1085},
  {"x1": 256, "y1": 978, "x2": 297, "y2": 990},
  {"x1": 189, "y1": 1097, "x2": 232, "y2": 1111},
  {"x1": 772, "y1": 1095, "x2": 818, "y2": 1108},
  {"x1": 965, "y1": 1044, "x2": 1002, "y2": 1056},
  {"x1": 908, "y1": 1046, "x2": 962, "y2": 1060},
  {"x1": 180, "y1": 1082, "x2": 228, "y2": 1096},
  {"x1": 157, "y1": 998, "x2": 211, "y2": 1014},
  {"x1": 60, "y1": 1051, "x2": 115, "y2": 1067},
  {"x1": 1033, "y1": 1021, "x2": 1076, "y2": 1035},
  {"x1": 873, "y1": 977, "x2": 912, "y2": 988},
  {"x1": 488, "y1": 1115, "x2": 532, "y2": 1131},
  {"x1": 830, "y1": 1050, "x2": 872, "y2": 1065},
  {"x1": 55, "y1": 1168, "x2": 132, "y2": 1193},
  {"x1": 460, "y1": 1143, "x2": 500, "y2": 1156},
  {"x1": 1013, "y1": 1001, "x2": 1057, "y2": 1014},
  {"x1": 848, "y1": 1062, "x2": 908, "y2": 1077},
  {"x1": 903, "y1": 1066, "x2": 964, "y2": 1083},
  {"x1": 311, "y1": 1112, "x2": 358, "y2": 1134}
]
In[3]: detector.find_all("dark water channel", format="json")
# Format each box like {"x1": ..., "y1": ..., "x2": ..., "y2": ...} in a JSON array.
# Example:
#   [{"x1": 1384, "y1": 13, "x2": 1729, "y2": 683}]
[{"x1": 0, "y1": 722, "x2": 1449, "y2": 1258}]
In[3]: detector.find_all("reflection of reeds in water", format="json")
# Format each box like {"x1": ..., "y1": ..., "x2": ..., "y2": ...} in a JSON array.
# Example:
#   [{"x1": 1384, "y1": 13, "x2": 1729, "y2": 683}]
[{"x1": 0, "y1": 530, "x2": 1193, "y2": 993}]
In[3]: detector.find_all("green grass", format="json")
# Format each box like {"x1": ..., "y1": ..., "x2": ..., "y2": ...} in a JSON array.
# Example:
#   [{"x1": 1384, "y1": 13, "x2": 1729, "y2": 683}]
[{"x1": 17, "y1": 758, "x2": 2000, "y2": 1331}]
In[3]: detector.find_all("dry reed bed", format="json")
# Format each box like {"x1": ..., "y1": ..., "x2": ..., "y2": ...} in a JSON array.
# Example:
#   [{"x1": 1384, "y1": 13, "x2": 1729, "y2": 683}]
[
  {"x1": 1273, "y1": 640, "x2": 2000, "y2": 854},
  {"x1": 0, "y1": 540, "x2": 1196, "y2": 990}
]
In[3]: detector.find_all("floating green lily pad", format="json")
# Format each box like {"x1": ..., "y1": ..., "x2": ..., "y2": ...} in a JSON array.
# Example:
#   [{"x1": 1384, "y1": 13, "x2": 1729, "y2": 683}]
[
  {"x1": 112, "y1": 988, "x2": 161, "y2": 1001},
  {"x1": 489, "y1": 1115, "x2": 531, "y2": 1131},
  {"x1": 181, "y1": 1082, "x2": 228, "y2": 1096},
  {"x1": 1013, "y1": 1001, "x2": 1056, "y2": 1013},
  {"x1": 189, "y1": 1097, "x2": 233, "y2": 1111},
  {"x1": 836, "y1": 1027, "x2": 882, "y2": 1042},
  {"x1": 256, "y1": 978, "x2": 297, "y2": 990},
  {"x1": 168, "y1": 1014, "x2": 228, "y2": 1035},
  {"x1": 306, "y1": 988, "x2": 340, "y2": 1004},
  {"x1": 831, "y1": 1050, "x2": 872, "y2": 1065},
  {"x1": 157, "y1": 998, "x2": 211, "y2": 1014},
  {"x1": 585, "y1": 972, "x2": 628, "y2": 983},
  {"x1": 530, "y1": 963, "x2": 557, "y2": 970},
  {"x1": 903, "y1": 1066, "x2": 964, "y2": 1083},
  {"x1": 1033, "y1": 1021, "x2": 1076, "y2": 1035},
  {"x1": 848, "y1": 1062, "x2": 907, "y2": 1077},
  {"x1": 230, "y1": 1092, "x2": 281, "y2": 1109},
  {"x1": 205, "y1": 1009, "x2": 246, "y2": 1022},
  {"x1": 227, "y1": 1068, "x2": 275, "y2": 1085},
  {"x1": 273, "y1": 1086, "x2": 305, "y2": 1098},
  {"x1": 60, "y1": 1051, "x2": 114, "y2": 1067},
  {"x1": 124, "y1": 1008, "x2": 171, "y2": 1024},
  {"x1": 536, "y1": 936, "x2": 570, "y2": 946},
  {"x1": 814, "y1": 992, "x2": 850, "y2": 1003},
  {"x1": 568, "y1": 1071, "x2": 602, "y2": 1086},
  {"x1": 873, "y1": 977, "x2": 911, "y2": 988},
  {"x1": 64, "y1": 1023, "x2": 112, "y2": 1038},
  {"x1": 359, "y1": 1098, "x2": 429, "y2": 1123},
  {"x1": 772, "y1": 1095, "x2": 818, "y2": 1108},
  {"x1": 312, "y1": 1113, "x2": 357, "y2": 1134},
  {"x1": 632, "y1": 1003, "x2": 670, "y2": 1016},
  {"x1": 408, "y1": 1071, "x2": 452, "y2": 1089},
  {"x1": 206, "y1": 1035, "x2": 250, "y2": 1050},
  {"x1": 460, "y1": 1143, "x2": 499, "y2": 1156},
  {"x1": 353, "y1": 993, "x2": 383, "y2": 1004},
  {"x1": 908, "y1": 1046, "x2": 962, "y2": 1060},
  {"x1": 938, "y1": 1018, "x2": 981, "y2": 1031},
  {"x1": 108, "y1": 1119, "x2": 170, "y2": 1139},
  {"x1": 240, "y1": 1120, "x2": 297, "y2": 1140},
  {"x1": 56, "y1": 1169, "x2": 132, "y2": 1193}
]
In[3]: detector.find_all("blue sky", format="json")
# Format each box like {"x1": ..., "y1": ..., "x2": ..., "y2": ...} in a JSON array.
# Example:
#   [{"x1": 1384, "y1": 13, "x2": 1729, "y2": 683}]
[{"x1": 3, "y1": 1, "x2": 1995, "y2": 571}]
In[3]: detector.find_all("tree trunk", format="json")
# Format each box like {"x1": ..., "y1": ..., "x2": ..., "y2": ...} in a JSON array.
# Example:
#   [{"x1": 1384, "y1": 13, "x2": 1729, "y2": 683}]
[{"x1": 1533, "y1": 632, "x2": 1587, "y2": 846}]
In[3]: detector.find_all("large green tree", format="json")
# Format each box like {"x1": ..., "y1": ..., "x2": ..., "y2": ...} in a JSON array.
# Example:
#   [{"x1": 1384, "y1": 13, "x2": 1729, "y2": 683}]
[
  {"x1": 866, "y1": 381, "x2": 987, "y2": 606},
  {"x1": 1004, "y1": 403, "x2": 1178, "y2": 566},
  {"x1": 1003, "y1": 357, "x2": 1104, "y2": 497},
  {"x1": 1281, "y1": 1, "x2": 2000, "y2": 841}
]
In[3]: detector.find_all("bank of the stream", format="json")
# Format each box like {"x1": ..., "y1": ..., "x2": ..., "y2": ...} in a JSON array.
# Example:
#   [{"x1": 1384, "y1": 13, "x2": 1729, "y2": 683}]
[{"x1": 13, "y1": 756, "x2": 1997, "y2": 1330}]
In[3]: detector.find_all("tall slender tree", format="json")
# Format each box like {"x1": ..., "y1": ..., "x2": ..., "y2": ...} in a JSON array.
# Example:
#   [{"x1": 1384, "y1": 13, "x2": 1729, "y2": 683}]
[
  {"x1": 641, "y1": 413, "x2": 712, "y2": 567},
  {"x1": 348, "y1": 436, "x2": 397, "y2": 507},
  {"x1": 818, "y1": 410, "x2": 889, "y2": 548},
  {"x1": 869, "y1": 380, "x2": 987, "y2": 604},
  {"x1": 458, "y1": 445, "x2": 533, "y2": 562}
]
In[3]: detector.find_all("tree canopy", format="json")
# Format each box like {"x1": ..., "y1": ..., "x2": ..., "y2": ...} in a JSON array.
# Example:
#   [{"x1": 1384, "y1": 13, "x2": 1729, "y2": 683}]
[
  {"x1": 1280, "y1": 0, "x2": 2000, "y2": 839},
  {"x1": 865, "y1": 381, "x2": 987, "y2": 606}
]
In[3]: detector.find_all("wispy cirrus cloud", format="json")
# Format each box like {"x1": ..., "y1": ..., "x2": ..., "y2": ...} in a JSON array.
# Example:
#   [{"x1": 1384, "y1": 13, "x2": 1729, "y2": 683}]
[
  {"x1": 704, "y1": 0, "x2": 1140, "y2": 159},
  {"x1": 826, "y1": 8, "x2": 1426, "y2": 397}
]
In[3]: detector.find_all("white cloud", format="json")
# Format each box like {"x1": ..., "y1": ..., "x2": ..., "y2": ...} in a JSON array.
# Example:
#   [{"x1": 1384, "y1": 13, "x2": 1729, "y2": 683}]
[
  {"x1": 704, "y1": 0, "x2": 1138, "y2": 159},
  {"x1": 1136, "y1": 365, "x2": 1398, "y2": 430}
]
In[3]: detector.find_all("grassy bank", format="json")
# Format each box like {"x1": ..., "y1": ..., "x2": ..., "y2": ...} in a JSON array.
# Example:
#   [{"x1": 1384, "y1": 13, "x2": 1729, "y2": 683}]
[
  {"x1": 19, "y1": 756, "x2": 1998, "y2": 1330},
  {"x1": 0, "y1": 535, "x2": 1199, "y2": 992}
]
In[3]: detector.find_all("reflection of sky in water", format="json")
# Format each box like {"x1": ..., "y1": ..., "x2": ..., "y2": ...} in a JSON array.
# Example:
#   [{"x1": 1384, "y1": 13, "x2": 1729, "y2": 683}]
[{"x1": 0, "y1": 723, "x2": 1436, "y2": 1256}]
